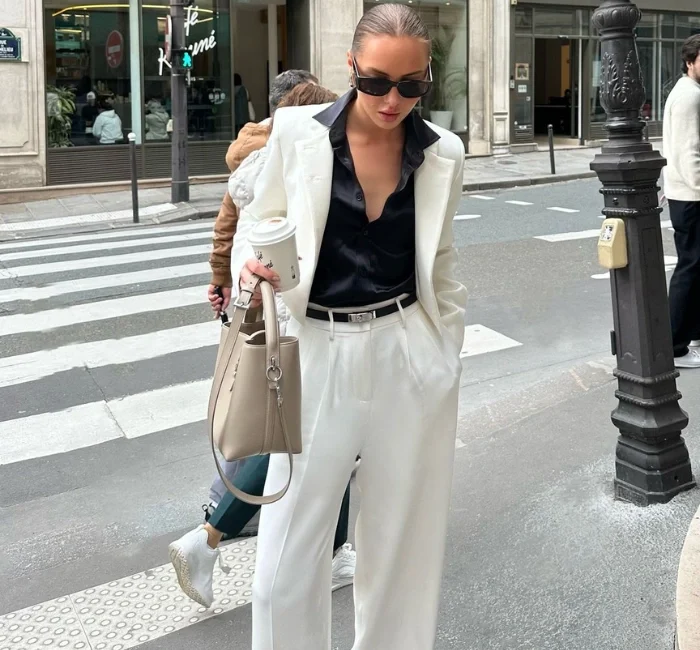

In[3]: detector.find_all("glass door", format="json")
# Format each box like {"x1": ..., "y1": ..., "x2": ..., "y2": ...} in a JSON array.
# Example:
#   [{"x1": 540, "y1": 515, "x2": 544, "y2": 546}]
[{"x1": 512, "y1": 36, "x2": 534, "y2": 142}]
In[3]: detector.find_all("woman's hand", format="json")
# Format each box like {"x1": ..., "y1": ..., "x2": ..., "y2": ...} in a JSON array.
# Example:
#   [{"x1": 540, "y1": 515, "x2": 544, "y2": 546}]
[
  {"x1": 240, "y1": 258, "x2": 280, "y2": 308},
  {"x1": 208, "y1": 285, "x2": 231, "y2": 318}
]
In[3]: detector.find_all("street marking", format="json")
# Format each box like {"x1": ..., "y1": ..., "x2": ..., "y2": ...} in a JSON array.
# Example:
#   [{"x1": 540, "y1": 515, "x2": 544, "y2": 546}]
[
  {"x1": 0, "y1": 286, "x2": 205, "y2": 336},
  {"x1": 0, "y1": 243, "x2": 211, "y2": 278},
  {"x1": 536, "y1": 220, "x2": 672, "y2": 242},
  {"x1": 0, "y1": 538, "x2": 257, "y2": 649},
  {"x1": 460, "y1": 324, "x2": 522, "y2": 358},
  {"x1": 0, "y1": 231, "x2": 212, "y2": 261},
  {"x1": 505, "y1": 200, "x2": 533, "y2": 206},
  {"x1": 454, "y1": 214, "x2": 482, "y2": 221},
  {"x1": 0, "y1": 220, "x2": 214, "y2": 253},
  {"x1": 0, "y1": 203, "x2": 177, "y2": 233},
  {"x1": 0, "y1": 262, "x2": 210, "y2": 303},
  {"x1": 0, "y1": 321, "x2": 219, "y2": 387},
  {"x1": 470, "y1": 195, "x2": 495, "y2": 201},
  {"x1": 0, "y1": 379, "x2": 210, "y2": 464},
  {"x1": 547, "y1": 207, "x2": 580, "y2": 214},
  {"x1": 591, "y1": 256, "x2": 678, "y2": 280}
]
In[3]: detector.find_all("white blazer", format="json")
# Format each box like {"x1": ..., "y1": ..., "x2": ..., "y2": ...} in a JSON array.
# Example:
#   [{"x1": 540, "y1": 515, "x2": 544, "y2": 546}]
[{"x1": 230, "y1": 100, "x2": 468, "y2": 353}]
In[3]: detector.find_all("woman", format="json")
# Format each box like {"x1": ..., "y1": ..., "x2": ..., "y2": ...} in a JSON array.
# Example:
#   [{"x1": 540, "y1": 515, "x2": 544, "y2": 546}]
[
  {"x1": 145, "y1": 98, "x2": 170, "y2": 140},
  {"x1": 169, "y1": 83, "x2": 356, "y2": 610},
  {"x1": 92, "y1": 99, "x2": 123, "y2": 145},
  {"x1": 231, "y1": 4, "x2": 466, "y2": 648},
  {"x1": 234, "y1": 73, "x2": 252, "y2": 136}
]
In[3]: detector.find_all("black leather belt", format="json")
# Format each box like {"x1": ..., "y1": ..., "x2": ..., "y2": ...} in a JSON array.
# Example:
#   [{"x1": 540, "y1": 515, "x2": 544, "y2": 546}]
[{"x1": 306, "y1": 294, "x2": 418, "y2": 323}]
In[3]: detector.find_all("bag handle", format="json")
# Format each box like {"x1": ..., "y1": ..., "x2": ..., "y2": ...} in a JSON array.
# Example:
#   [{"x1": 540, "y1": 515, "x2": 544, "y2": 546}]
[{"x1": 208, "y1": 275, "x2": 295, "y2": 506}]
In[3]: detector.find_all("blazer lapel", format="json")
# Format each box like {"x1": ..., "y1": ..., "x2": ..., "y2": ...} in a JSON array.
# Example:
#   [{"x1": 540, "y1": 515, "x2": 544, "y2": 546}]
[
  {"x1": 414, "y1": 145, "x2": 456, "y2": 327},
  {"x1": 284, "y1": 130, "x2": 333, "y2": 319}
]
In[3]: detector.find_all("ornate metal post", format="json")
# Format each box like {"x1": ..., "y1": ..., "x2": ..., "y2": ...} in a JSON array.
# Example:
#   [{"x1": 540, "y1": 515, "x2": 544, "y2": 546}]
[{"x1": 591, "y1": 0, "x2": 695, "y2": 506}]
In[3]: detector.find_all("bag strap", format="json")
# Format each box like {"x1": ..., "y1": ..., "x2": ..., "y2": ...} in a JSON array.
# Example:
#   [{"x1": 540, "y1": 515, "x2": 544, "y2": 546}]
[{"x1": 208, "y1": 276, "x2": 295, "y2": 506}]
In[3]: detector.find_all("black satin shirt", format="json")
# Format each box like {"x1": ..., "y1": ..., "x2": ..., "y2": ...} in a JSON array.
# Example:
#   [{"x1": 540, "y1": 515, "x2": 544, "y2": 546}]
[{"x1": 308, "y1": 90, "x2": 440, "y2": 309}]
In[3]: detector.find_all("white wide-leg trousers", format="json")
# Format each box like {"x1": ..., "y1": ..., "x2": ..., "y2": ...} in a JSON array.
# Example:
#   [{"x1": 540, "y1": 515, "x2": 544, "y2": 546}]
[{"x1": 252, "y1": 301, "x2": 462, "y2": 650}]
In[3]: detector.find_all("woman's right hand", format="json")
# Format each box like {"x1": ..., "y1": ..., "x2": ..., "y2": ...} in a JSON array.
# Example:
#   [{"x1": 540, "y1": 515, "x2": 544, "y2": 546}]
[{"x1": 240, "y1": 258, "x2": 280, "y2": 308}]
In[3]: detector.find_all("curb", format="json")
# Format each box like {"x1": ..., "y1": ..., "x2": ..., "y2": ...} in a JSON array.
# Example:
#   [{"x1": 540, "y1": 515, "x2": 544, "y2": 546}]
[
  {"x1": 462, "y1": 170, "x2": 597, "y2": 192},
  {"x1": 156, "y1": 203, "x2": 218, "y2": 224},
  {"x1": 676, "y1": 505, "x2": 700, "y2": 650}
]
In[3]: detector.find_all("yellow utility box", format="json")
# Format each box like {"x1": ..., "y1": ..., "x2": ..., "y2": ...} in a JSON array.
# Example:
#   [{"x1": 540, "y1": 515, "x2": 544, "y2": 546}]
[{"x1": 598, "y1": 218, "x2": 628, "y2": 270}]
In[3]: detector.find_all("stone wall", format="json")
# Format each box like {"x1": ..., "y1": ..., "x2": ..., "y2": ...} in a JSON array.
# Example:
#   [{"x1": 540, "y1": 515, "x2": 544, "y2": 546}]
[{"x1": 0, "y1": 0, "x2": 46, "y2": 189}]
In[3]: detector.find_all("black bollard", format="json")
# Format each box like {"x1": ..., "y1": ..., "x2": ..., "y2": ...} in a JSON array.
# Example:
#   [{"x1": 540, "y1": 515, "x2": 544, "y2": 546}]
[{"x1": 547, "y1": 124, "x2": 556, "y2": 175}]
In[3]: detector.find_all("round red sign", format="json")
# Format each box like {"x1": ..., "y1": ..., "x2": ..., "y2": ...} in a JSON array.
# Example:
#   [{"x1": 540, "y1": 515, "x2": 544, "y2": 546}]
[{"x1": 105, "y1": 30, "x2": 124, "y2": 69}]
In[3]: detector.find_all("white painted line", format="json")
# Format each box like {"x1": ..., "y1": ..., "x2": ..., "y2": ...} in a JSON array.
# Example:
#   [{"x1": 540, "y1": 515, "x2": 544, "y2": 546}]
[
  {"x1": 0, "y1": 203, "x2": 177, "y2": 233},
  {"x1": 0, "y1": 539, "x2": 256, "y2": 649},
  {"x1": 0, "y1": 286, "x2": 204, "y2": 336},
  {"x1": 470, "y1": 195, "x2": 495, "y2": 201},
  {"x1": 592, "y1": 256, "x2": 678, "y2": 280},
  {"x1": 454, "y1": 214, "x2": 482, "y2": 221},
  {"x1": 547, "y1": 207, "x2": 580, "y2": 214},
  {"x1": 459, "y1": 324, "x2": 522, "y2": 358},
  {"x1": 0, "y1": 220, "x2": 214, "y2": 253},
  {"x1": 0, "y1": 243, "x2": 211, "y2": 278},
  {"x1": 505, "y1": 200, "x2": 533, "y2": 206},
  {"x1": 0, "y1": 231, "x2": 211, "y2": 261},
  {"x1": 536, "y1": 220, "x2": 672, "y2": 243},
  {"x1": 0, "y1": 379, "x2": 210, "y2": 465},
  {"x1": 0, "y1": 262, "x2": 210, "y2": 304},
  {"x1": 0, "y1": 401, "x2": 124, "y2": 465},
  {"x1": 0, "y1": 320, "x2": 219, "y2": 387}
]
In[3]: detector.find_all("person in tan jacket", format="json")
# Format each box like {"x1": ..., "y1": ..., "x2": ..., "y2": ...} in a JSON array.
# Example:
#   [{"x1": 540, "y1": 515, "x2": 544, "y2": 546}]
[{"x1": 208, "y1": 69, "x2": 319, "y2": 315}]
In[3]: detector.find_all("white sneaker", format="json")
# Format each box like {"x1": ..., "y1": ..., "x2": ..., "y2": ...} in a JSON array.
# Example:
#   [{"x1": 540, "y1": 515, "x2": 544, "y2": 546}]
[
  {"x1": 675, "y1": 348, "x2": 700, "y2": 369},
  {"x1": 690, "y1": 340, "x2": 700, "y2": 348},
  {"x1": 169, "y1": 525, "x2": 226, "y2": 607},
  {"x1": 331, "y1": 543, "x2": 356, "y2": 592}
]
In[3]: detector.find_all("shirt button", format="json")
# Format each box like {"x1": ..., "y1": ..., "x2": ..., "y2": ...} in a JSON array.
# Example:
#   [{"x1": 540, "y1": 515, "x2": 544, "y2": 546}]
[
  {"x1": 356, "y1": 192, "x2": 363, "y2": 202},
  {"x1": 362, "y1": 229, "x2": 369, "y2": 236}
]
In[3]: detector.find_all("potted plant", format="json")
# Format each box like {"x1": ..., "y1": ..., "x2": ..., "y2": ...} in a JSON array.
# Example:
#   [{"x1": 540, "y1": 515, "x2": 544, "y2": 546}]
[
  {"x1": 46, "y1": 85, "x2": 76, "y2": 148},
  {"x1": 429, "y1": 28, "x2": 467, "y2": 130}
]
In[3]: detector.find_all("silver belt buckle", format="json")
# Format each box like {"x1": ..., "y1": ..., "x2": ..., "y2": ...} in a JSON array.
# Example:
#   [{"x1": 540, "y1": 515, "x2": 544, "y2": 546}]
[{"x1": 348, "y1": 310, "x2": 375, "y2": 323}]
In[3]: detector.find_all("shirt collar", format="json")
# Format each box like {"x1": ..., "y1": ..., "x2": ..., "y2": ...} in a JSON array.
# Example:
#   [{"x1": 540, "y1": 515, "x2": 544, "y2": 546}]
[{"x1": 313, "y1": 88, "x2": 440, "y2": 152}]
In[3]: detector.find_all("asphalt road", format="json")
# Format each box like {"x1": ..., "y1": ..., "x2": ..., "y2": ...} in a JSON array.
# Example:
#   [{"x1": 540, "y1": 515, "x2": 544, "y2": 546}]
[{"x1": 1, "y1": 178, "x2": 699, "y2": 650}]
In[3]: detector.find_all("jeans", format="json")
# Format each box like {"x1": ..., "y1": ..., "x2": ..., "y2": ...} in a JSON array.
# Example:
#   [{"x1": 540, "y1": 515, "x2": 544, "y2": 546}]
[
  {"x1": 668, "y1": 199, "x2": 700, "y2": 356},
  {"x1": 207, "y1": 454, "x2": 351, "y2": 553}
]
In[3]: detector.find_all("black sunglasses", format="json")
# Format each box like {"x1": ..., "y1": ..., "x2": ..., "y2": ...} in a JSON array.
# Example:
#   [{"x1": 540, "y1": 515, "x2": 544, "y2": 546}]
[{"x1": 352, "y1": 57, "x2": 432, "y2": 99}]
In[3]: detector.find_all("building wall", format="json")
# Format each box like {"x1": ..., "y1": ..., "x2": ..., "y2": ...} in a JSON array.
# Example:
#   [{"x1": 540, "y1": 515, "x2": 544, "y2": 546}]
[{"x1": 0, "y1": 0, "x2": 46, "y2": 189}]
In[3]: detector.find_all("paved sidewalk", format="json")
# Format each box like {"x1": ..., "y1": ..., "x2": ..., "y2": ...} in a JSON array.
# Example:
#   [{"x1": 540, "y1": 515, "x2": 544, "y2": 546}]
[{"x1": 0, "y1": 142, "x2": 662, "y2": 241}]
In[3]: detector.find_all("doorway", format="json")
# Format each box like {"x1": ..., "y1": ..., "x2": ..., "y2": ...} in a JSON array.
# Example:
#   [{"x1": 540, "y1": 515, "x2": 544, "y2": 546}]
[{"x1": 533, "y1": 37, "x2": 578, "y2": 142}]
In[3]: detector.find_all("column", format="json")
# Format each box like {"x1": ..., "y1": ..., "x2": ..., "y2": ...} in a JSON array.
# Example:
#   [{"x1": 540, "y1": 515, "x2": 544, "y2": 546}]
[
  {"x1": 492, "y1": 0, "x2": 511, "y2": 153},
  {"x1": 468, "y1": 0, "x2": 492, "y2": 155},
  {"x1": 309, "y1": 0, "x2": 363, "y2": 95},
  {"x1": 0, "y1": 0, "x2": 46, "y2": 188},
  {"x1": 129, "y1": 0, "x2": 143, "y2": 143},
  {"x1": 268, "y1": 4, "x2": 278, "y2": 97}
]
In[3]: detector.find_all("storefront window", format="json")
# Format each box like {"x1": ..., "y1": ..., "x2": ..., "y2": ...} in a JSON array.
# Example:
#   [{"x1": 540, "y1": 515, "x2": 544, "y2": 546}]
[
  {"x1": 676, "y1": 15, "x2": 700, "y2": 40},
  {"x1": 364, "y1": 0, "x2": 468, "y2": 135},
  {"x1": 45, "y1": 1, "x2": 132, "y2": 146},
  {"x1": 143, "y1": 0, "x2": 233, "y2": 141},
  {"x1": 533, "y1": 7, "x2": 574, "y2": 36}
]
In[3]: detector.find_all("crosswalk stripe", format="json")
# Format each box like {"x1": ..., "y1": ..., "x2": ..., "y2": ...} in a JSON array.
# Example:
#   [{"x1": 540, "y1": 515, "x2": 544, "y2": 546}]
[
  {"x1": 460, "y1": 324, "x2": 522, "y2": 358},
  {"x1": 505, "y1": 200, "x2": 533, "y2": 206},
  {"x1": 0, "y1": 262, "x2": 210, "y2": 304},
  {"x1": 0, "y1": 321, "x2": 218, "y2": 387},
  {"x1": 536, "y1": 220, "x2": 672, "y2": 242},
  {"x1": 0, "y1": 220, "x2": 214, "y2": 253},
  {"x1": 0, "y1": 203, "x2": 176, "y2": 233},
  {"x1": 454, "y1": 214, "x2": 482, "y2": 221},
  {"x1": 0, "y1": 243, "x2": 211, "y2": 278},
  {"x1": 0, "y1": 380, "x2": 209, "y2": 465},
  {"x1": 0, "y1": 286, "x2": 204, "y2": 336},
  {"x1": 470, "y1": 195, "x2": 495, "y2": 201},
  {"x1": 0, "y1": 231, "x2": 212, "y2": 261}
]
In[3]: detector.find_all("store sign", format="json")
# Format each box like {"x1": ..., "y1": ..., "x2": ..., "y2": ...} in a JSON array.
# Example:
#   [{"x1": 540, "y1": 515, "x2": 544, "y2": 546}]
[
  {"x1": 0, "y1": 28, "x2": 21, "y2": 62},
  {"x1": 106, "y1": 30, "x2": 124, "y2": 68},
  {"x1": 158, "y1": 6, "x2": 217, "y2": 76}
]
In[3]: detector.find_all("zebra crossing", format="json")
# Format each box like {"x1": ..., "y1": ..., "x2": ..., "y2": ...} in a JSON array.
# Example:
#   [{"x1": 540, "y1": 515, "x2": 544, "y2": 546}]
[{"x1": 0, "y1": 218, "x2": 530, "y2": 650}]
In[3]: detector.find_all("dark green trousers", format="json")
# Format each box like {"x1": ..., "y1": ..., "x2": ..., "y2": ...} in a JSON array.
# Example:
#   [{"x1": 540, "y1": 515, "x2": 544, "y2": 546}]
[{"x1": 208, "y1": 455, "x2": 351, "y2": 553}]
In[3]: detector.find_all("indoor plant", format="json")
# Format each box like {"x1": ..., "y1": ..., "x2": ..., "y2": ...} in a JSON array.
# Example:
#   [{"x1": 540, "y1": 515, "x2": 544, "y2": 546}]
[{"x1": 46, "y1": 85, "x2": 76, "y2": 148}]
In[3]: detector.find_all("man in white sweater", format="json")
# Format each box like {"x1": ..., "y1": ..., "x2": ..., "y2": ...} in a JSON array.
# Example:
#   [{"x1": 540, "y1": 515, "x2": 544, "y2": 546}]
[{"x1": 663, "y1": 35, "x2": 700, "y2": 368}]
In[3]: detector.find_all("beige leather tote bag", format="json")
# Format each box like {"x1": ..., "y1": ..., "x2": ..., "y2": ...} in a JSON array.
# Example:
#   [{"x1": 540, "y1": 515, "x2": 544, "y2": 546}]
[{"x1": 208, "y1": 277, "x2": 301, "y2": 505}]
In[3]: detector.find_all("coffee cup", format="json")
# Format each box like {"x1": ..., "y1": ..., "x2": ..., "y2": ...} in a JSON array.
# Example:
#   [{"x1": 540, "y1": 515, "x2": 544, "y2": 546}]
[{"x1": 248, "y1": 217, "x2": 300, "y2": 292}]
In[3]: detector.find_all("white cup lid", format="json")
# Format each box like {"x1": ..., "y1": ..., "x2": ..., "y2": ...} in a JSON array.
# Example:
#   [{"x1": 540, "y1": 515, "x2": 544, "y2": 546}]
[{"x1": 248, "y1": 217, "x2": 296, "y2": 245}]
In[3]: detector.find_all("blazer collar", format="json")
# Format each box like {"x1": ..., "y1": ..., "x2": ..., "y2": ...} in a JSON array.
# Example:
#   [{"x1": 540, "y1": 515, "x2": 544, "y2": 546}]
[{"x1": 313, "y1": 89, "x2": 440, "y2": 152}]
